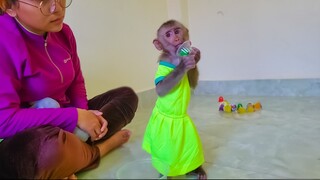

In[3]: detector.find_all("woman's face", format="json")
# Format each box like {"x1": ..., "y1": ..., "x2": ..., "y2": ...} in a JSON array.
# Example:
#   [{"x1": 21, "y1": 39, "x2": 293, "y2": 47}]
[{"x1": 8, "y1": 0, "x2": 66, "y2": 35}]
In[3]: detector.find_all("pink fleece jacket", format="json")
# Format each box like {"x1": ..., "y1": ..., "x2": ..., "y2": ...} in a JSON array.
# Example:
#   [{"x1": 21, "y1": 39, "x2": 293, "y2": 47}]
[{"x1": 0, "y1": 14, "x2": 88, "y2": 138}]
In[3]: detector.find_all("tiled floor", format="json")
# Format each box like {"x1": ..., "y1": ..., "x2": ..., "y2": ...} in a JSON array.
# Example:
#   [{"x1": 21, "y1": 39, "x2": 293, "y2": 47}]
[{"x1": 78, "y1": 93, "x2": 320, "y2": 179}]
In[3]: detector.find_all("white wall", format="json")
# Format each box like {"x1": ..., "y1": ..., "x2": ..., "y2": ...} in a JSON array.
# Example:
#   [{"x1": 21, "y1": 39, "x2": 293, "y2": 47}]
[
  {"x1": 189, "y1": 0, "x2": 320, "y2": 81},
  {"x1": 64, "y1": 0, "x2": 169, "y2": 97},
  {"x1": 65, "y1": 0, "x2": 320, "y2": 97}
]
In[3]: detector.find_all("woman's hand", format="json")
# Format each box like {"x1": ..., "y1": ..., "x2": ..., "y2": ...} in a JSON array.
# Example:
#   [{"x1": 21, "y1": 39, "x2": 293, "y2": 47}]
[{"x1": 77, "y1": 109, "x2": 108, "y2": 141}]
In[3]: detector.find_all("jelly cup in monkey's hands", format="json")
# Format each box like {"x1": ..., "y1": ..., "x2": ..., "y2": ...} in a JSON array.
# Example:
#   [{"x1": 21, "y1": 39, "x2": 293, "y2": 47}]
[{"x1": 176, "y1": 40, "x2": 192, "y2": 57}]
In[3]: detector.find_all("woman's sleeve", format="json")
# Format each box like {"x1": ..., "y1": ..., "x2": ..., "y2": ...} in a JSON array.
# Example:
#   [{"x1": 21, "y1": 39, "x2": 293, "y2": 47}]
[{"x1": 0, "y1": 37, "x2": 78, "y2": 139}]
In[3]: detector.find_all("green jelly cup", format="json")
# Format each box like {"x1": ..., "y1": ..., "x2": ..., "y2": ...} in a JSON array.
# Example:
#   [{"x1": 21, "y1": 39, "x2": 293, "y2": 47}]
[{"x1": 176, "y1": 40, "x2": 192, "y2": 57}]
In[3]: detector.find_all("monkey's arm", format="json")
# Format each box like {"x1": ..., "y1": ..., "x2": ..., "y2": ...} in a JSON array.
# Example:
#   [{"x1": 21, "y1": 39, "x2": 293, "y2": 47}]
[
  {"x1": 187, "y1": 67, "x2": 199, "y2": 89},
  {"x1": 156, "y1": 48, "x2": 200, "y2": 96},
  {"x1": 156, "y1": 62, "x2": 187, "y2": 97},
  {"x1": 187, "y1": 48, "x2": 201, "y2": 89}
]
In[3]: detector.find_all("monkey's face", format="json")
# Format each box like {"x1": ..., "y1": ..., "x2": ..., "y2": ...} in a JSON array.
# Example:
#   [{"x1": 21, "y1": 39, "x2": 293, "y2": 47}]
[{"x1": 158, "y1": 25, "x2": 186, "y2": 55}]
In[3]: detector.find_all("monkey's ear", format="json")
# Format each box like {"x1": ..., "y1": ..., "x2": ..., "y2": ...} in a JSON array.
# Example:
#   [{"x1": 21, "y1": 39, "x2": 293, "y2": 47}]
[{"x1": 153, "y1": 39, "x2": 163, "y2": 51}]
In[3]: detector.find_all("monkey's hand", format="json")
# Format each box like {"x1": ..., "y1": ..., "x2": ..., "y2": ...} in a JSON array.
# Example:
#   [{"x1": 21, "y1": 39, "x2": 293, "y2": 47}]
[
  {"x1": 180, "y1": 48, "x2": 199, "y2": 71},
  {"x1": 183, "y1": 48, "x2": 200, "y2": 89},
  {"x1": 191, "y1": 47, "x2": 201, "y2": 64}
]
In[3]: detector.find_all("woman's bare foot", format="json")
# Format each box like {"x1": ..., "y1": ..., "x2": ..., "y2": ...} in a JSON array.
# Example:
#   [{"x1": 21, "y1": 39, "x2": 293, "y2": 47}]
[
  {"x1": 187, "y1": 166, "x2": 207, "y2": 180},
  {"x1": 63, "y1": 174, "x2": 77, "y2": 179},
  {"x1": 96, "y1": 129, "x2": 131, "y2": 157},
  {"x1": 67, "y1": 174, "x2": 77, "y2": 179}
]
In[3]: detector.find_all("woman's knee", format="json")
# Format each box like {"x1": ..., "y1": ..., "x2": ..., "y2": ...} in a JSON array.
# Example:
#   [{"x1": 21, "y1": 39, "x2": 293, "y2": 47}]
[{"x1": 115, "y1": 86, "x2": 139, "y2": 109}]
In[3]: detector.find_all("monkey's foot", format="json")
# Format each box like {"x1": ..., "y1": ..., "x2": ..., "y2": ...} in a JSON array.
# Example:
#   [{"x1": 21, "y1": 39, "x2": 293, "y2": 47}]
[{"x1": 187, "y1": 166, "x2": 207, "y2": 180}]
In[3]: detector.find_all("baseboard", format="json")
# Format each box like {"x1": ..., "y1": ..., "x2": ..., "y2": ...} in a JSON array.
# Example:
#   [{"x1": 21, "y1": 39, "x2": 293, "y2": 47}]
[{"x1": 194, "y1": 78, "x2": 320, "y2": 97}]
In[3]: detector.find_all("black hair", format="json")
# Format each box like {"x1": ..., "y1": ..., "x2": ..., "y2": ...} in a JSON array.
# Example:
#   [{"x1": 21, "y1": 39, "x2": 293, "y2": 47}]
[
  {"x1": 0, "y1": 0, "x2": 18, "y2": 15},
  {"x1": 0, "y1": 125, "x2": 60, "y2": 179}
]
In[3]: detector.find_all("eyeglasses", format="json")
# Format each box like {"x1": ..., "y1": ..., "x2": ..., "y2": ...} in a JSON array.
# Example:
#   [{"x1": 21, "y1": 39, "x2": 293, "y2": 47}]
[{"x1": 17, "y1": 0, "x2": 72, "y2": 16}]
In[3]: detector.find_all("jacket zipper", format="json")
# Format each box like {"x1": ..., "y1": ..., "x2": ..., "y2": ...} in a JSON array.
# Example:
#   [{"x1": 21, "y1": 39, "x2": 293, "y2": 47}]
[{"x1": 44, "y1": 40, "x2": 64, "y2": 83}]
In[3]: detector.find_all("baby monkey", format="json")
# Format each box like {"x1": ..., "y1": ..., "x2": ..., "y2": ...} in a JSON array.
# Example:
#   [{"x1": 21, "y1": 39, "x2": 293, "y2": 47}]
[
  {"x1": 153, "y1": 19, "x2": 200, "y2": 96},
  {"x1": 149, "y1": 19, "x2": 207, "y2": 179}
]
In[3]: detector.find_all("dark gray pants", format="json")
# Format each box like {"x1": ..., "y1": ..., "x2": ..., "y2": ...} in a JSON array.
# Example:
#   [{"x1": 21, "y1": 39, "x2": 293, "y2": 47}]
[{"x1": 88, "y1": 86, "x2": 138, "y2": 143}]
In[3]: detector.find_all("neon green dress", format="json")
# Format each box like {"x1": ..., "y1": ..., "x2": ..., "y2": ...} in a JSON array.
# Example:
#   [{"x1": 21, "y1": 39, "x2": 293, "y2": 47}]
[{"x1": 142, "y1": 61, "x2": 204, "y2": 176}]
